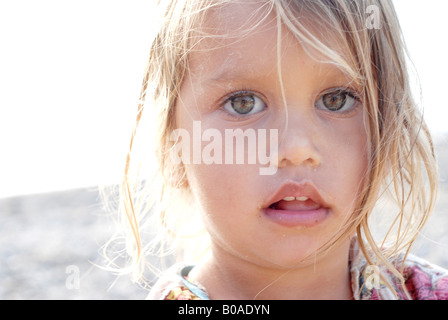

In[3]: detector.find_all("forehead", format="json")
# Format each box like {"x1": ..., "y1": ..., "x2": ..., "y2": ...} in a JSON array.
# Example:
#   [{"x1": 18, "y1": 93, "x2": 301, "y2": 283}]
[
  {"x1": 187, "y1": 1, "x2": 355, "y2": 86},
  {"x1": 191, "y1": 3, "x2": 276, "y2": 79}
]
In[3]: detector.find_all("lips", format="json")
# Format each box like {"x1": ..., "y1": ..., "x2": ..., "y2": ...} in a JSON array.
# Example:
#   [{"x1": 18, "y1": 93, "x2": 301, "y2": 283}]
[
  {"x1": 263, "y1": 181, "x2": 330, "y2": 228},
  {"x1": 265, "y1": 181, "x2": 329, "y2": 209},
  {"x1": 271, "y1": 197, "x2": 321, "y2": 211}
]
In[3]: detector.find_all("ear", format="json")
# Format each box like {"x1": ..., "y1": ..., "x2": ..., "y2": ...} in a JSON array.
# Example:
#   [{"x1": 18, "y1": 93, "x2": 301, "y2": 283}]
[
  {"x1": 165, "y1": 162, "x2": 189, "y2": 190},
  {"x1": 175, "y1": 167, "x2": 190, "y2": 190}
]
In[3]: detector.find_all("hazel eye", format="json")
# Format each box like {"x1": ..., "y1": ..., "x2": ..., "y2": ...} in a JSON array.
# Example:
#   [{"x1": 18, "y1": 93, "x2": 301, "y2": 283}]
[
  {"x1": 223, "y1": 92, "x2": 266, "y2": 116},
  {"x1": 315, "y1": 89, "x2": 358, "y2": 112}
]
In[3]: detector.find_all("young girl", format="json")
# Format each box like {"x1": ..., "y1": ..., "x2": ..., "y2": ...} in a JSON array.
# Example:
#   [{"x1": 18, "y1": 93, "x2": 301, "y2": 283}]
[{"x1": 107, "y1": 0, "x2": 448, "y2": 300}]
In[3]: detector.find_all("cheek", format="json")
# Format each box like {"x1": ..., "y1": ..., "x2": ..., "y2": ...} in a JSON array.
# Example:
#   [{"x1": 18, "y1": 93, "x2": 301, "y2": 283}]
[
  {"x1": 185, "y1": 162, "x2": 259, "y2": 215},
  {"x1": 184, "y1": 162, "x2": 264, "y2": 255},
  {"x1": 323, "y1": 121, "x2": 368, "y2": 213}
]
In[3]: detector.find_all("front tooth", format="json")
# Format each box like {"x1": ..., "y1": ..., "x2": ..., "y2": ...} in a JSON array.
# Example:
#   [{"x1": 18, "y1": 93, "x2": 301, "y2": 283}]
[
  {"x1": 283, "y1": 196, "x2": 296, "y2": 201},
  {"x1": 296, "y1": 196, "x2": 309, "y2": 201}
]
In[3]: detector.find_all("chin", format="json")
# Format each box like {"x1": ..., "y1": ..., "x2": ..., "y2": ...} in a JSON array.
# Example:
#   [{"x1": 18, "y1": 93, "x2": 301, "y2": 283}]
[{"x1": 252, "y1": 237, "x2": 327, "y2": 270}]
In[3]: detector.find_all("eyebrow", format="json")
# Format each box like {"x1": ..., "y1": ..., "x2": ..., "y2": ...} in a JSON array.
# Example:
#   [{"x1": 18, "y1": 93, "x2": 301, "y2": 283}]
[
  {"x1": 202, "y1": 63, "x2": 279, "y2": 89},
  {"x1": 203, "y1": 64, "x2": 357, "y2": 91},
  {"x1": 204, "y1": 64, "x2": 263, "y2": 84}
]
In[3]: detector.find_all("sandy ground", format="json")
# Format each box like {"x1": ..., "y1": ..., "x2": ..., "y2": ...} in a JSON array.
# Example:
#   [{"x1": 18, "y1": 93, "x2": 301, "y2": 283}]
[
  {"x1": 1, "y1": 136, "x2": 447, "y2": 300},
  {"x1": 0, "y1": 187, "x2": 149, "y2": 299}
]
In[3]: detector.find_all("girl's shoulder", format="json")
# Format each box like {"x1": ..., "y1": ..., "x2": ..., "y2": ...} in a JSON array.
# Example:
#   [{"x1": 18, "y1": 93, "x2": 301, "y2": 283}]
[
  {"x1": 350, "y1": 241, "x2": 448, "y2": 300},
  {"x1": 147, "y1": 264, "x2": 209, "y2": 300},
  {"x1": 399, "y1": 254, "x2": 448, "y2": 300},
  {"x1": 148, "y1": 242, "x2": 448, "y2": 300}
]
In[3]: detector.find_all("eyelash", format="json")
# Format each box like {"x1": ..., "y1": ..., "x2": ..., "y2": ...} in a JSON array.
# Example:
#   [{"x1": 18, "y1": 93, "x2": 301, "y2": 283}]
[
  {"x1": 316, "y1": 87, "x2": 362, "y2": 115},
  {"x1": 218, "y1": 87, "x2": 362, "y2": 119},
  {"x1": 219, "y1": 89, "x2": 267, "y2": 120}
]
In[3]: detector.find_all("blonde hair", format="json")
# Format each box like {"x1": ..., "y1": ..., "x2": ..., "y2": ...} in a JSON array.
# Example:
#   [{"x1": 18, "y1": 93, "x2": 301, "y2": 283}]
[{"x1": 103, "y1": 0, "x2": 438, "y2": 297}]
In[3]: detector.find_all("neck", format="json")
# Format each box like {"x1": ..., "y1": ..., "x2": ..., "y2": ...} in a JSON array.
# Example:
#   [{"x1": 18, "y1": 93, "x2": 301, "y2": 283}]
[{"x1": 191, "y1": 239, "x2": 353, "y2": 300}]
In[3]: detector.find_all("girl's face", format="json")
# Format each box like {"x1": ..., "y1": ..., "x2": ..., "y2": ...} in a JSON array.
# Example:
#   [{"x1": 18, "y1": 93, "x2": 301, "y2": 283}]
[{"x1": 175, "y1": 2, "x2": 368, "y2": 269}]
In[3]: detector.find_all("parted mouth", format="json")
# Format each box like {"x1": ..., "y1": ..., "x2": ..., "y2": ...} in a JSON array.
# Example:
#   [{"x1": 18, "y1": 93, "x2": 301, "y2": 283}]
[
  {"x1": 269, "y1": 196, "x2": 322, "y2": 211},
  {"x1": 263, "y1": 181, "x2": 331, "y2": 228},
  {"x1": 265, "y1": 180, "x2": 330, "y2": 211}
]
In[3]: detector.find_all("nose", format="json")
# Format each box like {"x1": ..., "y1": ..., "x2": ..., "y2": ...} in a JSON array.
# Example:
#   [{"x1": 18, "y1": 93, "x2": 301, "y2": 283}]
[{"x1": 275, "y1": 119, "x2": 322, "y2": 169}]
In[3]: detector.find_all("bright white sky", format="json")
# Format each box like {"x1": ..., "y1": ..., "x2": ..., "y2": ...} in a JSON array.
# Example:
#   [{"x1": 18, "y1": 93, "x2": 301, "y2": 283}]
[{"x1": 0, "y1": 0, "x2": 447, "y2": 198}]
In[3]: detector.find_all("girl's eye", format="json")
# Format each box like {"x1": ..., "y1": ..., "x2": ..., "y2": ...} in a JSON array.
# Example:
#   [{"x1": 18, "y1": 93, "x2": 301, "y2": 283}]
[
  {"x1": 223, "y1": 92, "x2": 266, "y2": 116},
  {"x1": 315, "y1": 89, "x2": 358, "y2": 112}
]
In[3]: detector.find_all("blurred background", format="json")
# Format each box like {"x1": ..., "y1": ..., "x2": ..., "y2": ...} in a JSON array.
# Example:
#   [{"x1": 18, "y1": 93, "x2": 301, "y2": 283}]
[{"x1": 0, "y1": 0, "x2": 447, "y2": 299}]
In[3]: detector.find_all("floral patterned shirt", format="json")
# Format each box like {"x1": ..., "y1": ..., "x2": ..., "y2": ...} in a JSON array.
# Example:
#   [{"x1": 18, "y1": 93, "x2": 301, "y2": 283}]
[{"x1": 147, "y1": 240, "x2": 448, "y2": 300}]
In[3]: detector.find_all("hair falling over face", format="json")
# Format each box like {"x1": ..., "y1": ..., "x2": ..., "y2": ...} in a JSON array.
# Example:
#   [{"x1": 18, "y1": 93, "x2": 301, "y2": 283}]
[{"x1": 102, "y1": 0, "x2": 438, "y2": 297}]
